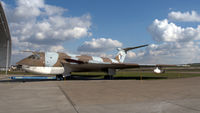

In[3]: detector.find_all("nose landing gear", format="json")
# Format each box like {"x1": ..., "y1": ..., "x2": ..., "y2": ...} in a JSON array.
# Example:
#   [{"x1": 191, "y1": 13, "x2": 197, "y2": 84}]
[
  {"x1": 56, "y1": 74, "x2": 71, "y2": 81},
  {"x1": 56, "y1": 75, "x2": 64, "y2": 81}
]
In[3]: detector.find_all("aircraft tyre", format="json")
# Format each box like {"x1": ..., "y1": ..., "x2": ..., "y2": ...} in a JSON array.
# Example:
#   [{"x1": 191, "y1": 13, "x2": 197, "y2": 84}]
[
  {"x1": 56, "y1": 75, "x2": 64, "y2": 81},
  {"x1": 104, "y1": 75, "x2": 113, "y2": 80},
  {"x1": 65, "y1": 76, "x2": 72, "y2": 80}
]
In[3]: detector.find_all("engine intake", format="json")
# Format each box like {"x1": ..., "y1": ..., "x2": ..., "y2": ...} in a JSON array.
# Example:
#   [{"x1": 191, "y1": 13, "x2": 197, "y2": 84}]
[{"x1": 153, "y1": 67, "x2": 165, "y2": 74}]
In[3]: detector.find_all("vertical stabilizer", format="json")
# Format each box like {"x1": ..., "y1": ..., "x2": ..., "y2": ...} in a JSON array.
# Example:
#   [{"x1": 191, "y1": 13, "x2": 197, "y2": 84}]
[{"x1": 115, "y1": 44, "x2": 148, "y2": 63}]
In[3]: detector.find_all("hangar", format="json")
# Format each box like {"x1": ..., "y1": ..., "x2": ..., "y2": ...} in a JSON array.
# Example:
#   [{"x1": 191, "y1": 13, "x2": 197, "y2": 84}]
[{"x1": 0, "y1": 2, "x2": 11, "y2": 71}]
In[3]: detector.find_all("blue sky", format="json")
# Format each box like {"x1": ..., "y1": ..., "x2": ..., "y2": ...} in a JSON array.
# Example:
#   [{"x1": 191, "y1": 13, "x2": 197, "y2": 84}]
[
  {"x1": 47, "y1": 0, "x2": 200, "y2": 47},
  {"x1": 3, "y1": 0, "x2": 200, "y2": 64},
  {"x1": 53, "y1": 0, "x2": 200, "y2": 42}
]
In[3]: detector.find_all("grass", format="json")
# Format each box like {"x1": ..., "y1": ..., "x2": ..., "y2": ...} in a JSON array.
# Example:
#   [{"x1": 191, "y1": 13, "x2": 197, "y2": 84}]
[
  {"x1": 1, "y1": 69, "x2": 200, "y2": 80},
  {"x1": 116, "y1": 71, "x2": 200, "y2": 79},
  {"x1": 71, "y1": 70, "x2": 200, "y2": 80}
]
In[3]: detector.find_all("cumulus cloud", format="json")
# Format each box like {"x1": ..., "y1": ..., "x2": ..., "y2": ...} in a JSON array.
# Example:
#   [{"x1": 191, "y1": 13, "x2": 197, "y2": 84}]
[
  {"x1": 148, "y1": 19, "x2": 200, "y2": 42},
  {"x1": 49, "y1": 45, "x2": 65, "y2": 52},
  {"x1": 3, "y1": 0, "x2": 92, "y2": 63},
  {"x1": 131, "y1": 42, "x2": 200, "y2": 64},
  {"x1": 8, "y1": 1, "x2": 92, "y2": 44},
  {"x1": 129, "y1": 18, "x2": 200, "y2": 64},
  {"x1": 126, "y1": 51, "x2": 136, "y2": 59},
  {"x1": 77, "y1": 38, "x2": 123, "y2": 52},
  {"x1": 5, "y1": 0, "x2": 200, "y2": 64},
  {"x1": 168, "y1": 11, "x2": 200, "y2": 22},
  {"x1": 99, "y1": 53, "x2": 113, "y2": 58}
]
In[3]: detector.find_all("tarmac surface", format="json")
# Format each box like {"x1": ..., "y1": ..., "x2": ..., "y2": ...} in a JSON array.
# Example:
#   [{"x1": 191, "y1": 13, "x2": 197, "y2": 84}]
[{"x1": 0, "y1": 75, "x2": 200, "y2": 113}]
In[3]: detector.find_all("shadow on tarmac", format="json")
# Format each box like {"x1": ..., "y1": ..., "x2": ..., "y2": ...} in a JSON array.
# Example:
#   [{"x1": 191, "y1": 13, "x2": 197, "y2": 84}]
[
  {"x1": 71, "y1": 75, "x2": 167, "y2": 80},
  {"x1": 0, "y1": 79, "x2": 56, "y2": 83},
  {"x1": 0, "y1": 75, "x2": 167, "y2": 83}
]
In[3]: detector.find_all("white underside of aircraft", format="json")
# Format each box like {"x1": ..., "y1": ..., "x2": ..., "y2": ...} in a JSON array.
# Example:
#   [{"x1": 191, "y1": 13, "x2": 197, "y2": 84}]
[{"x1": 22, "y1": 66, "x2": 64, "y2": 75}]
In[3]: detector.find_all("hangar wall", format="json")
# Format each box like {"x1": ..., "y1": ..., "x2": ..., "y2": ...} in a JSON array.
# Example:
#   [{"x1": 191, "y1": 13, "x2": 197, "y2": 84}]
[{"x1": 0, "y1": 2, "x2": 11, "y2": 71}]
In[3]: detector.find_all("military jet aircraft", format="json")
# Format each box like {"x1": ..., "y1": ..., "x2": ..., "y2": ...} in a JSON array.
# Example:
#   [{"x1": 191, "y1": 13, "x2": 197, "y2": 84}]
[
  {"x1": 0, "y1": 1, "x2": 184, "y2": 80},
  {"x1": 16, "y1": 44, "x2": 180, "y2": 80}
]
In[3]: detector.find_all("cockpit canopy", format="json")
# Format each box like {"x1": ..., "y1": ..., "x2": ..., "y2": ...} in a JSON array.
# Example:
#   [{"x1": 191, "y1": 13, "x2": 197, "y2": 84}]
[{"x1": 28, "y1": 54, "x2": 40, "y2": 60}]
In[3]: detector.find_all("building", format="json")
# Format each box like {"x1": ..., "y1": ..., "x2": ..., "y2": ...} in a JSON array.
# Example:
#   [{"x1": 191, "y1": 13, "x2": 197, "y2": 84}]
[{"x1": 0, "y1": 2, "x2": 12, "y2": 71}]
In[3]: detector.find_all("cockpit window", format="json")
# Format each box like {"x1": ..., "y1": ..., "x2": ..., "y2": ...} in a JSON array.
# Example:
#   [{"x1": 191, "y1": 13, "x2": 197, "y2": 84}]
[{"x1": 28, "y1": 54, "x2": 40, "y2": 60}]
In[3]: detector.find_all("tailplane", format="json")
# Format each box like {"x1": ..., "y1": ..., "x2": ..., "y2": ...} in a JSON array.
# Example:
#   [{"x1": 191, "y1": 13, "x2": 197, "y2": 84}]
[{"x1": 115, "y1": 44, "x2": 148, "y2": 63}]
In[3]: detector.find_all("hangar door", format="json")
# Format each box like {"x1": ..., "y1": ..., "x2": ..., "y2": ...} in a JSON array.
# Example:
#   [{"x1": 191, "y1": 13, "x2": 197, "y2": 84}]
[{"x1": 0, "y1": 2, "x2": 11, "y2": 70}]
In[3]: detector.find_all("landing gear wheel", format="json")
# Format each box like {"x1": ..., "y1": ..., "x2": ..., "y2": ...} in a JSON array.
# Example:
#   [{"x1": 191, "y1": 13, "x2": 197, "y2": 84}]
[
  {"x1": 104, "y1": 75, "x2": 108, "y2": 79},
  {"x1": 65, "y1": 76, "x2": 72, "y2": 80},
  {"x1": 56, "y1": 75, "x2": 64, "y2": 81},
  {"x1": 104, "y1": 75, "x2": 113, "y2": 80}
]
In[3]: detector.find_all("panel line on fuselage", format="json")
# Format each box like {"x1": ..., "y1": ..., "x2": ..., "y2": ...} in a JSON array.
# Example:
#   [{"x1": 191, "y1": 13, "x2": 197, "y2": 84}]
[{"x1": 45, "y1": 52, "x2": 59, "y2": 67}]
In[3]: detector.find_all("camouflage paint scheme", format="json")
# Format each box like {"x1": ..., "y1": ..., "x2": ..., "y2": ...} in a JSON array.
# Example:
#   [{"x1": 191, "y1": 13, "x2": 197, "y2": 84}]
[
  {"x1": 16, "y1": 44, "x2": 179, "y2": 77},
  {"x1": 16, "y1": 51, "x2": 138, "y2": 73},
  {"x1": 0, "y1": 1, "x2": 185, "y2": 79}
]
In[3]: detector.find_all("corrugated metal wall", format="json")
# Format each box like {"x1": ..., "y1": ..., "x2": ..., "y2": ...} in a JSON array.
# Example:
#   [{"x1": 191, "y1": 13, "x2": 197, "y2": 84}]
[{"x1": 0, "y1": 2, "x2": 11, "y2": 70}]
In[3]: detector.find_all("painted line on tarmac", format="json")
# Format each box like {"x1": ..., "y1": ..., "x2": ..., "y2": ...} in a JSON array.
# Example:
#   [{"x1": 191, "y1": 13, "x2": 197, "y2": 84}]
[
  {"x1": 58, "y1": 84, "x2": 80, "y2": 113},
  {"x1": 164, "y1": 100, "x2": 200, "y2": 112},
  {"x1": 141, "y1": 92, "x2": 200, "y2": 112}
]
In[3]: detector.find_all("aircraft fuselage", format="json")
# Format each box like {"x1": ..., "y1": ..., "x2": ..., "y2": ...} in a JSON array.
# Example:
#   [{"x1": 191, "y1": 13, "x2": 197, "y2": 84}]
[{"x1": 17, "y1": 52, "x2": 120, "y2": 75}]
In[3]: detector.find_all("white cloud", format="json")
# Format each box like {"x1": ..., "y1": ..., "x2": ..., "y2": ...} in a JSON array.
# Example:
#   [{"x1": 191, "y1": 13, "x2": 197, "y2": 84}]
[
  {"x1": 168, "y1": 11, "x2": 200, "y2": 22},
  {"x1": 148, "y1": 19, "x2": 200, "y2": 42},
  {"x1": 13, "y1": 0, "x2": 44, "y2": 21},
  {"x1": 128, "y1": 19, "x2": 200, "y2": 64},
  {"x1": 77, "y1": 38, "x2": 123, "y2": 53},
  {"x1": 5, "y1": 1, "x2": 200, "y2": 65},
  {"x1": 44, "y1": 4, "x2": 67, "y2": 16},
  {"x1": 132, "y1": 42, "x2": 200, "y2": 64},
  {"x1": 126, "y1": 51, "x2": 136, "y2": 59},
  {"x1": 3, "y1": 0, "x2": 92, "y2": 64},
  {"x1": 100, "y1": 53, "x2": 113, "y2": 58},
  {"x1": 49, "y1": 45, "x2": 65, "y2": 52}
]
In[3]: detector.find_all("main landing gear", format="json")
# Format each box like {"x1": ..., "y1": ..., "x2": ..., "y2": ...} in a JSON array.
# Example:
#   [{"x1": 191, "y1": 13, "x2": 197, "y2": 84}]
[
  {"x1": 104, "y1": 75, "x2": 113, "y2": 79},
  {"x1": 104, "y1": 69, "x2": 116, "y2": 80},
  {"x1": 56, "y1": 74, "x2": 71, "y2": 81},
  {"x1": 56, "y1": 67, "x2": 72, "y2": 80},
  {"x1": 56, "y1": 75, "x2": 64, "y2": 81}
]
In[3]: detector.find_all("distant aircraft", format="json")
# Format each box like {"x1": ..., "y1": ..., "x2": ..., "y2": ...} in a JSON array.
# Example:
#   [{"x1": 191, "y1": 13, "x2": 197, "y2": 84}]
[{"x1": 16, "y1": 44, "x2": 180, "y2": 80}]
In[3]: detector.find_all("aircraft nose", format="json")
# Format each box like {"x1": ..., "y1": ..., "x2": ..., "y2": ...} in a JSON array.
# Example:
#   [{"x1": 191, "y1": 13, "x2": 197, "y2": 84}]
[
  {"x1": 22, "y1": 65, "x2": 29, "y2": 68},
  {"x1": 16, "y1": 57, "x2": 29, "y2": 66},
  {"x1": 16, "y1": 59, "x2": 24, "y2": 65},
  {"x1": 19, "y1": 65, "x2": 30, "y2": 72}
]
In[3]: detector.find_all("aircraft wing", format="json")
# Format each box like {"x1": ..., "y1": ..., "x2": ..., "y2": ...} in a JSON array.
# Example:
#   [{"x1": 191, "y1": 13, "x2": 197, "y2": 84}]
[
  {"x1": 63, "y1": 58, "x2": 183, "y2": 68},
  {"x1": 63, "y1": 58, "x2": 140, "y2": 69},
  {"x1": 136, "y1": 64, "x2": 183, "y2": 68},
  {"x1": 62, "y1": 57, "x2": 187, "y2": 73},
  {"x1": 62, "y1": 61, "x2": 185, "y2": 72}
]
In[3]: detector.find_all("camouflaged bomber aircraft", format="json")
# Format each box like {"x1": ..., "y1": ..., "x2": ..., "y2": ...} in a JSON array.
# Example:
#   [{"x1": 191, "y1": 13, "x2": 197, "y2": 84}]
[
  {"x1": 16, "y1": 44, "x2": 179, "y2": 80},
  {"x1": 0, "y1": 1, "x2": 183, "y2": 80}
]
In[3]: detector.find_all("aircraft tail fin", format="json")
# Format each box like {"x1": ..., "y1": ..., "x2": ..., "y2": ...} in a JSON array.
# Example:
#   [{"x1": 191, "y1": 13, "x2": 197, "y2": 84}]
[{"x1": 115, "y1": 44, "x2": 148, "y2": 63}]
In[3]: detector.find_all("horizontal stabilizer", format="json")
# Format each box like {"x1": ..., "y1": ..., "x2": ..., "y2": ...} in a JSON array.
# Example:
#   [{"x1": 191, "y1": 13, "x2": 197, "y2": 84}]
[
  {"x1": 123, "y1": 44, "x2": 148, "y2": 53},
  {"x1": 115, "y1": 44, "x2": 148, "y2": 63}
]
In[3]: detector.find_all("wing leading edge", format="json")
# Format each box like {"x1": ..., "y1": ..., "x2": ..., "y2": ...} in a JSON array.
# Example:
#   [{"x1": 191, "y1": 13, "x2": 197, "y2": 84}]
[{"x1": 62, "y1": 62, "x2": 185, "y2": 72}]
